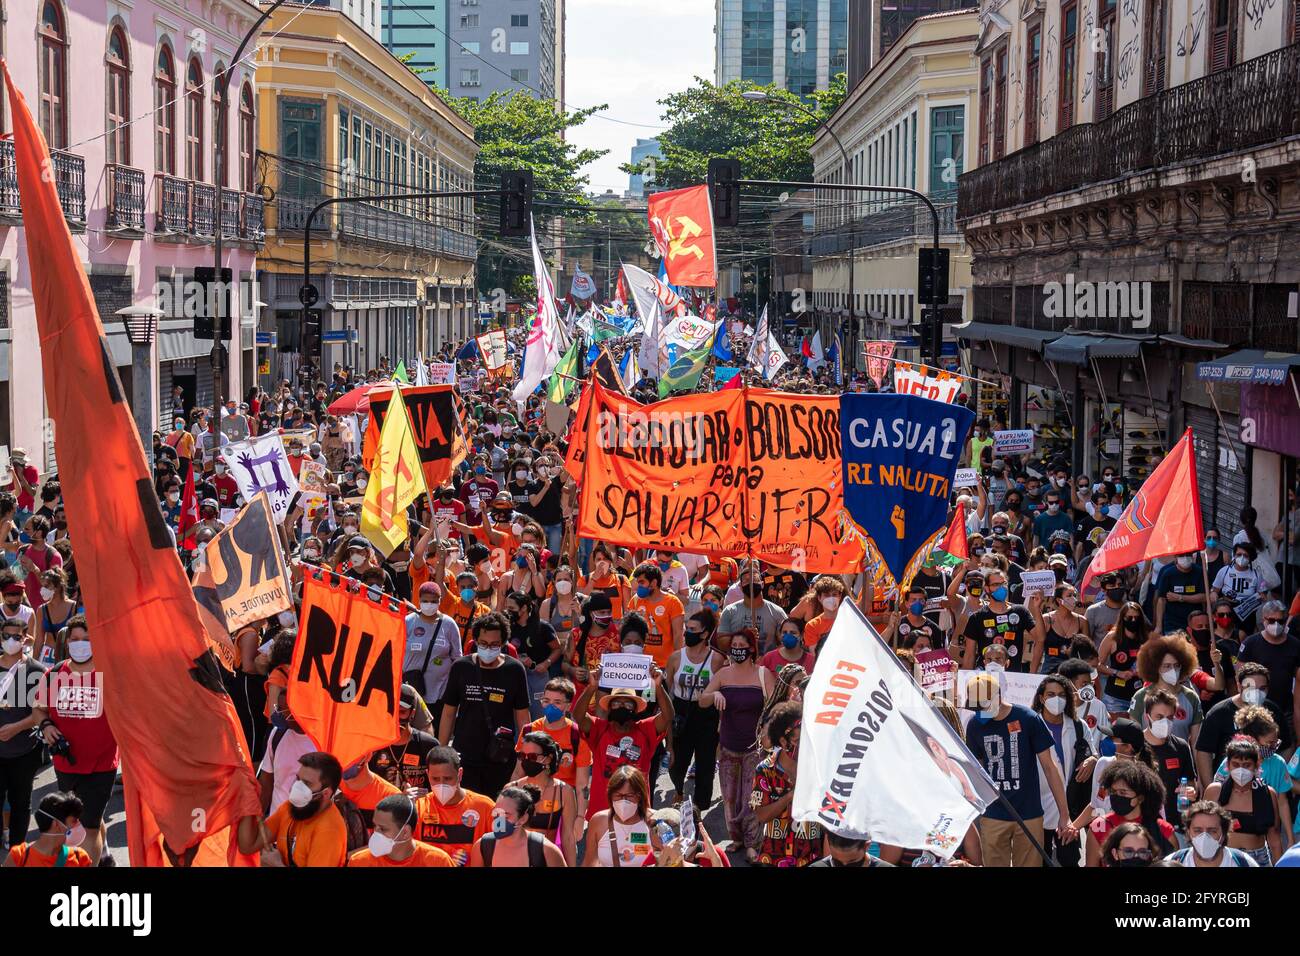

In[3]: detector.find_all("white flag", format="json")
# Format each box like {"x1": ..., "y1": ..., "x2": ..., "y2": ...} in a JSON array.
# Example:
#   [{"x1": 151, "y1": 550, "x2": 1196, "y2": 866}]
[
  {"x1": 622, "y1": 263, "x2": 686, "y2": 322},
  {"x1": 414, "y1": 354, "x2": 430, "y2": 386},
  {"x1": 807, "y1": 330, "x2": 826, "y2": 373},
  {"x1": 513, "y1": 215, "x2": 564, "y2": 404},
  {"x1": 224, "y1": 433, "x2": 300, "y2": 525},
  {"x1": 793, "y1": 601, "x2": 998, "y2": 858},
  {"x1": 570, "y1": 266, "x2": 596, "y2": 300},
  {"x1": 637, "y1": 300, "x2": 667, "y2": 379},
  {"x1": 662, "y1": 313, "x2": 716, "y2": 351},
  {"x1": 746, "y1": 307, "x2": 788, "y2": 381}
]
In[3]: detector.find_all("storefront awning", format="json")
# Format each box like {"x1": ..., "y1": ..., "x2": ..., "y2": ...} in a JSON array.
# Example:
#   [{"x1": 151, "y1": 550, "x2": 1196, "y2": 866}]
[
  {"x1": 1043, "y1": 333, "x2": 1154, "y2": 364},
  {"x1": 957, "y1": 322, "x2": 1060, "y2": 352},
  {"x1": 1196, "y1": 348, "x2": 1300, "y2": 385}
]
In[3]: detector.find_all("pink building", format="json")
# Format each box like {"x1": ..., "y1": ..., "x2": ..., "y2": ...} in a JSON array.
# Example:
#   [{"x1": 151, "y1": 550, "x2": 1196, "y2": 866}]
[{"x1": 1, "y1": 0, "x2": 266, "y2": 477}]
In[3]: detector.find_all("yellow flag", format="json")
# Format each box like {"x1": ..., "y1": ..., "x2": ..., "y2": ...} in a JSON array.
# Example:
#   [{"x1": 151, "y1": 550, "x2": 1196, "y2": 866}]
[{"x1": 361, "y1": 385, "x2": 428, "y2": 557}]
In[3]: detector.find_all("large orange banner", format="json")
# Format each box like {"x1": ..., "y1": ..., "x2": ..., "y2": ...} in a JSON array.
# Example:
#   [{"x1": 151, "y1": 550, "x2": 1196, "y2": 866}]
[
  {"x1": 647, "y1": 185, "x2": 717, "y2": 288},
  {"x1": 576, "y1": 382, "x2": 863, "y2": 572}
]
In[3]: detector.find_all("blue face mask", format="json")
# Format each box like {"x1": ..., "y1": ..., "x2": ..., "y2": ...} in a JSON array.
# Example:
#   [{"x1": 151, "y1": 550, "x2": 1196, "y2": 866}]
[
  {"x1": 909, "y1": 601, "x2": 925, "y2": 616},
  {"x1": 475, "y1": 465, "x2": 487, "y2": 476},
  {"x1": 781, "y1": 632, "x2": 800, "y2": 650},
  {"x1": 635, "y1": 585, "x2": 651, "y2": 599},
  {"x1": 703, "y1": 601, "x2": 719, "y2": 612},
  {"x1": 516, "y1": 555, "x2": 529, "y2": 569},
  {"x1": 1205, "y1": 538, "x2": 1219, "y2": 549},
  {"x1": 542, "y1": 703, "x2": 564, "y2": 723},
  {"x1": 492, "y1": 815, "x2": 516, "y2": 838},
  {"x1": 460, "y1": 587, "x2": 476, "y2": 604},
  {"x1": 342, "y1": 762, "x2": 365, "y2": 781},
  {"x1": 990, "y1": 586, "x2": 1009, "y2": 602},
  {"x1": 657, "y1": 561, "x2": 671, "y2": 571}
]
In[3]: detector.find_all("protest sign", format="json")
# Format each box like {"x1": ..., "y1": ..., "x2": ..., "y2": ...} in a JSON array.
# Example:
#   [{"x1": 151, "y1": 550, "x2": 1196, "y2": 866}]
[
  {"x1": 598, "y1": 652, "x2": 653, "y2": 690},
  {"x1": 794, "y1": 602, "x2": 998, "y2": 857},
  {"x1": 299, "y1": 492, "x2": 330, "y2": 536},
  {"x1": 288, "y1": 572, "x2": 405, "y2": 769},
  {"x1": 839, "y1": 393, "x2": 975, "y2": 587},
  {"x1": 1019, "y1": 569, "x2": 1058, "y2": 601},
  {"x1": 953, "y1": 467, "x2": 979, "y2": 489},
  {"x1": 298, "y1": 459, "x2": 329, "y2": 495},
  {"x1": 863, "y1": 341, "x2": 896, "y2": 386},
  {"x1": 364, "y1": 385, "x2": 462, "y2": 492},
  {"x1": 993, "y1": 429, "x2": 1034, "y2": 455},
  {"x1": 915, "y1": 648, "x2": 957, "y2": 697},
  {"x1": 476, "y1": 329, "x2": 508, "y2": 370},
  {"x1": 1234, "y1": 592, "x2": 1262, "y2": 622},
  {"x1": 956, "y1": 669, "x2": 1046, "y2": 710},
  {"x1": 575, "y1": 380, "x2": 864, "y2": 572},
  {"x1": 893, "y1": 363, "x2": 962, "y2": 403},
  {"x1": 225, "y1": 433, "x2": 300, "y2": 525},
  {"x1": 428, "y1": 361, "x2": 456, "y2": 385}
]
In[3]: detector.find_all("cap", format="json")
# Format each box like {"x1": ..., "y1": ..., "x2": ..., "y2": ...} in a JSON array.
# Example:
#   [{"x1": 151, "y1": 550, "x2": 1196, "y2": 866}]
[
  {"x1": 1, "y1": 582, "x2": 24, "y2": 596},
  {"x1": 1109, "y1": 718, "x2": 1146, "y2": 751},
  {"x1": 491, "y1": 492, "x2": 513, "y2": 506},
  {"x1": 399, "y1": 684, "x2": 419, "y2": 710},
  {"x1": 598, "y1": 686, "x2": 649, "y2": 713},
  {"x1": 347, "y1": 534, "x2": 370, "y2": 550},
  {"x1": 1048, "y1": 554, "x2": 1069, "y2": 567}
]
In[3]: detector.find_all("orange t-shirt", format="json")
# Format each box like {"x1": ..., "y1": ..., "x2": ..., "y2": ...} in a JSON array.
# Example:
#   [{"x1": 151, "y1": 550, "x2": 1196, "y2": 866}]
[
  {"x1": 265, "y1": 801, "x2": 349, "y2": 867},
  {"x1": 340, "y1": 772, "x2": 401, "y2": 830},
  {"x1": 440, "y1": 594, "x2": 491, "y2": 636},
  {"x1": 409, "y1": 561, "x2": 432, "y2": 596},
  {"x1": 348, "y1": 840, "x2": 455, "y2": 867},
  {"x1": 412, "y1": 789, "x2": 495, "y2": 866},
  {"x1": 6, "y1": 843, "x2": 93, "y2": 867},
  {"x1": 582, "y1": 572, "x2": 628, "y2": 621},
  {"x1": 474, "y1": 519, "x2": 518, "y2": 570},
  {"x1": 802, "y1": 611, "x2": 837, "y2": 650},
  {"x1": 520, "y1": 716, "x2": 592, "y2": 788},
  {"x1": 626, "y1": 590, "x2": 684, "y2": 667}
]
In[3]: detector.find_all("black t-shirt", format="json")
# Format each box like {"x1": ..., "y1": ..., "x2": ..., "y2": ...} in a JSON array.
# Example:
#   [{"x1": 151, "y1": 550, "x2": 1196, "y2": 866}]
[
  {"x1": 1149, "y1": 736, "x2": 1195, "y2": 827},
  {"x1": 442, "y1": 656, "x2": 530, "y2": 765},
  {"x1": 506, "y1": 478, "x2": 533, "y2": 511},
  {"x1": 369, "y1": 729, "x2": 439, "y2": 791},
  {"x1": 763, "y1": 568, "x2": 808, "y2": 612},
  {"x1": 896, "y1": 616, "x2": 944, "y2": 651},
  {"x1": 1155, "y1": 566, "x2": 1205, "y2": 634},
  {"x1": 962, "y1": 603, "x2": 1033, "y2": 671},
  {"x1": 1195, "y1": 695, "x2": 1294, "y2": 767},
  {"x1": 1238, "y1": 633, "x2": 1300, "y2": 711},
  {"x1": 1074, "y1": 515, "x2": 1116, "y2": 558},
  {"x1": 525, "y1": 479, "x2": 564, "y2": 526},
  {"x1": 511, "y1": 618, "x2": 558, "y2": 665}
]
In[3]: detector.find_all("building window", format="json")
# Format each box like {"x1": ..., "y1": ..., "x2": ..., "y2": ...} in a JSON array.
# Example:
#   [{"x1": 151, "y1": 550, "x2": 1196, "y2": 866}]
[
  {"x1": 1095, "y1": 0, "x2": 1117, "y2": 120},
  {"x1": 1208, "y1": 0, "x2": 1238, "y2": 73},
  {"x1": 1058, "y1": 1, "x2": 1078, "y2": 130},
  {"x1": 213, "y1": 63, "x2": 227, "y2": 187},
  {"x1": 460, "y1": 14, "x2": 478, "y2": 28},
  {"x1": 929, "y1": 106, "x2": 963, "y2": 194},
  {"x1": 106, "y1": 26, "x2": 130, "y2": 166},
  {"x1": 461, "y1": 41, "x2": 480, "y2": 54},
  {"x1": 993, "y1": 46, "x2": 1007, "y2": 159},
  {"x1": 1024, "y1": 22, "x2": 1041, "y2": 147},
  {"x1": 740, "y1": 0, "x2": 775, "y2": 86},
  {"x1": 510, "y1": 41, "x2": 529, "y2": 55},
  {"x1": 38, "y1": 1, "x2": 69, "y2": 149},
  {"x1": 510, "y1": 14, "x2": 529, "y2": 26},
  {"x1": 239, "y1": 82, "x2": 256, "y2": 192},
  {"x1": 155, "y1": 45, "x2": 177, "y2": 175},
  {"x1": 1143, "y1": 0, "x2": 1168, "y2": 95},
  {"x1": 978, "y1": 55, "x2": 993, "y2": 164},
  {"x1": 461, "y1": 69, "x2": 480, "y2": 85},
  {"x1": 185, "y1": 58, "x2": 204, "y2": 181},
  {"x1": 510, "y1": 69, "x2": 528, "y2": 82}
]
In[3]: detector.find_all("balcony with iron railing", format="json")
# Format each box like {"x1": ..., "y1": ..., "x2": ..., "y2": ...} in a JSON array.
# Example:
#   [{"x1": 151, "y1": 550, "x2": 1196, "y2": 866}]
[
  {"x1": 105, "y1": 164, "x2": 145, "y2": 232},
  {"x1": 958, "y1": 41, "x2": 1300, "y2": 220},
  {"x1": 157, "y1": 174, "x2": 191, "y2": 234},
  {"x1": 0, "y1": 140, "x2": 87, "y2": 226},
  {"x1": 191, "y1": 183, "x2": 216, "y2": 238},
  {"x1": 276, "y1": 193, "x2": 476, "y2": 260},
  {"x1": 810, "y1": 191, "x2": 960, "y2": 257},
  {"x1": 220, "y1": 188, "x2": 241, "y2": 240}
]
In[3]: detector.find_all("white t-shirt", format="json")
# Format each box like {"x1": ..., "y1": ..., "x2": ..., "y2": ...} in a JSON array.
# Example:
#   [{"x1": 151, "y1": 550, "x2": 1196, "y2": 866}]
[
  {"x1": 258, "y1": 727, "x2": 316, "y2": 816},
  {"x1": 676, "y1": 553, "x2": 710, "y2": 583}
]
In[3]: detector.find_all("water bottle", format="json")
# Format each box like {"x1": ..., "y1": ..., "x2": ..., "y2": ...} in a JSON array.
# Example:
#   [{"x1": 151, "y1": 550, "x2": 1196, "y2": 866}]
[
  {"x1": 1177, "y1": 776, "x2": 1191, "y2": 813},
  {"x1": 655, "y1": 820, "x2": 675, "y2": 846}
]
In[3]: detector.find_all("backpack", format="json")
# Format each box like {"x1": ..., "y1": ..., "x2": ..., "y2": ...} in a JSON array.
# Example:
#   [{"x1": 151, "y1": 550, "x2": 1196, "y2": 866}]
[{"x1": 331, "y1": 792, "x2": 369, "y2": 854}]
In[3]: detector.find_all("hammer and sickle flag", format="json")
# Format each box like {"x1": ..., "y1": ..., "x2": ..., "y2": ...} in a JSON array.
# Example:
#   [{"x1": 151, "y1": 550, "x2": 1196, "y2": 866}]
[
  {"x1": 647, "y1": 185, "x2": 717, "y2": 288},
  {"x1": 361, "y1": 384, "x2": 428, "y2": 557},
  {"x1": 1, "y1": 60, "x2": 261, "y2": 866}
]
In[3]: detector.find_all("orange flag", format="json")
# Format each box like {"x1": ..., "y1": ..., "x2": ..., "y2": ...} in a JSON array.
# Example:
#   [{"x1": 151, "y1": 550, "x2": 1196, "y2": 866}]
[
  {"x1": 2, "y1": 61, "x2": 261, "y2": 866},
  {"x1": 647, "y1": 185, "x2": 717, "y2": 288},
  {"x1": 1082, "y1": 428, "x2": 1204, "y2": 589}
]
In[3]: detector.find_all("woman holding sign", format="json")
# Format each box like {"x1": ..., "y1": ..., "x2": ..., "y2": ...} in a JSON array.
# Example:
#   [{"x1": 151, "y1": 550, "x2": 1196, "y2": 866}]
[{"x1": 1029, "y1": 583, "x2": 1088, "y2": 674}]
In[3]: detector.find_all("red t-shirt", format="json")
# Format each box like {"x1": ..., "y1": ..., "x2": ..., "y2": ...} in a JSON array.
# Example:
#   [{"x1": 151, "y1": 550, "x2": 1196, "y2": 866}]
[
  {"x1": 9, "y1": 463, "x2": 38, "y2": 510},
  {"x1": 761, "y1": 648, "x2": 816, "y2": 676},
  {"x1": 584, "y1": 715, "x2": 662, "y2": 819},
  {"x1": 43, "y1": 662, "x2": 119, "y2": 773},
  {"x1": 22, "y1": 545, "x2": 63, "y2": 612},
  {"x1": 213, "y1": 474, "x2": 240, "y2": 508},
  {"x1": 1090, "y1": 812, "x2": 1175, "y2": 855}
]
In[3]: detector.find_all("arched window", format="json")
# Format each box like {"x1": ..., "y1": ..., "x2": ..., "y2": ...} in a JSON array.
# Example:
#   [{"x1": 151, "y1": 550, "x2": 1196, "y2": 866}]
[
  {"x1": 38, "y1": 1, "x2": 69, "y2": 149},
  {"x1": 155, "y1": 45, "x2": 177, "y2": 174},
  {"x1": 239, "y1": 82, "x2": 256, "y2": 193},
  {"x1": 185, "y1": 57, "x2": 204, "y2": 181},
  {"x1": 213, "y1": 62, "x2": 227, "y2": 187},
  {"x1": 106, "y1": 26, "x2": 131, "y2": 165}
]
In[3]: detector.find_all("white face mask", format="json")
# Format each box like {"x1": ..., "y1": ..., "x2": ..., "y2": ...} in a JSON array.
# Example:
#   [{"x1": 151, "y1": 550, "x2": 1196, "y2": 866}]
[
  {"x1": 477, "y1": 646, "x2": 502, "y2": 663},
  {"x1": 1234, "y1": 555, "x2": 1250, "y2": 569},
  {"x1": 39, "y1": 587, "x2": 55, "y2": 603},
  {"x1": 344, "y1": 524, "x2": 359, "y2": 535},
  {"x1": 1, "y1": 637, "x2": 22, "y2": 656},
  {"x1": 215, "y1": 464, "x2": 226, "y2": 475},
  {"x1": 419, "y1": 601, "x2": 438, "y2": 616},
  {"x1": 1176, "y1": 557, "x2": 1194, "y2": 570},
  {"x1": 622, "y1": 644, "x2": 644, "y2": 656},
  {"x1": 1191, "y1": 832, "x2": 1221, "y2": 860},
  {"x1": 555, "y1": 579, "x2": 573, "y2": 595},
  {"x1": 356, "y1": 477, "x2": 368, "y2": 491},
  {"x1": 511, "y1": 523, "x2": 524, "y2": 537},
  {"x1": 62, "y1": 822, "x2": 87, "y2": 848},
  {"x1": 1159, "y1": 667, "x2": 1180, "y2": 685},
  {"x1": 350, "y1": 553, "x2": 366, "y2": 568},
  {"x1": 1107, "y1": 505, "x2": 1123, "y2": 519},
  {"x1": 68, "y1": 640, "x2": 93, "y2": 664},
  {"x1": 431, "y1": 783, "x2": 457, "y2": 804},
  {"x1": 612, "y1": 798, "x2": 639, "y2": 822},
  {"x1": 303, "y1": 548, "x2": 321, "y2": 561},
  {"x1": 1148, "y1": 717, "x2": 1172, "y2": 739},
  {"x1": 167, "y1": 493, "x2": 180, "y2": 504},
  {"x1": 1230, "y1": 766, "x2": 1256, "y2": 786},
  {"x1": 515, "y1": 470, "x2": 528, "y2": 481},
  {"x1": 278, "y1": 611, "x2": 297, "y2": 630},
  {"x1": 984, "y1": 661, "x2": 1005, "y2": 674},
  {"x1": 1044, "y1": 696, "x2": 1067, "y2": 716},
  {"x1": 367, "y1": 830, "x2": 397, "y2": 858},
  {"x1": 821, "y1": 596, "x2": 839, "y2": 612},
  {"x1": 1266, "y1": 622, "x2": 1285, "y2": 638},
  {"x1": 1242, "y1": 686, "x2": 1267, "y2": 706},
  {"x1": 287, "y1": 779, "x2": 317, "y2": 808}
]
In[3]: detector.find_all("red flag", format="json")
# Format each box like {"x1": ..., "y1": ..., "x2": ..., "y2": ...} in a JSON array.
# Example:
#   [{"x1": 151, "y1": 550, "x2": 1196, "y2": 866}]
[
  {"x1": 937, "y1": 503, "x2": 969, "y2": 561},
  {"x1": 720, "y1": 372, "x2": 744, "y2": 391},
  {"x1": 178, "y1": 463, "x2": 200, "y2": 549},
  {"x1": 647, "y1": 185, "x2": 717, "y2": 287},
  {"x1": 801, "y1": 335, "x2": 814, "y2": 359},
  {"x1": 614, "y1": 269, "x2": 628, "y2": 307},
  {"x1": 2, "y1": 61, "x2": 261, "y2": 866},
  {"x1": 1082, "y1": 428, "x2": 1204, "y2": 589}
]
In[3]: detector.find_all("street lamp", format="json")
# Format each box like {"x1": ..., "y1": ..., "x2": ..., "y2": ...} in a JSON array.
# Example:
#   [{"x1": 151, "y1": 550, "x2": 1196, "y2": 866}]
[
  {"x1": 116, "y1": 304, "x2": 165, "y2": 457},
  {"x1": 742, "y1": 90, "x2": 856, "y2": 370}
]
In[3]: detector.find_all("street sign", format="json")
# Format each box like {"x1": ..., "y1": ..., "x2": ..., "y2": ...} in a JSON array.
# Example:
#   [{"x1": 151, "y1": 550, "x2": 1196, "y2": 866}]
[
  {"x1": 299, "y1": 283, "x2": 320, "y2": 307},
  {"x1": 255, "y1": 331, "x2": 277, "y2": 347},
  {"x1": 321, "y1": 329, "x2": 357, "y2": 344},
  {"x1": 917, "y1": 247, "x2": 950, "y2": 305}
]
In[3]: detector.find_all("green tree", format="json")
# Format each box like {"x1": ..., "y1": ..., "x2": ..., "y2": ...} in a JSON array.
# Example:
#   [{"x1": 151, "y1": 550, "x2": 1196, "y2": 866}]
[{"x1": 627, "y1": 76, "x2": 847, "y2": 189}]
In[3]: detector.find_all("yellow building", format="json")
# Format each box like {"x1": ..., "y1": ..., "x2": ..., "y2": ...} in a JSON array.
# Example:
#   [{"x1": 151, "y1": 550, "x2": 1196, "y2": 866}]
[{"x1": 255, "y1": 4, "x2": 478, "y2": 377}]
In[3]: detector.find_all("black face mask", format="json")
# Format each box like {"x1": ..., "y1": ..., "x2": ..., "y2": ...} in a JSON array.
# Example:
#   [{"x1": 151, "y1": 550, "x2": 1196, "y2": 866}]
[
  {"x1": 1106, "y1": 588, "x2": 1126, "y2": 603},
  {"x1": 1111, "y1": 856, "x2": 1150, "y2": 868},
  {"x1": 1109, "y1": 793, "x2": 1135, "y2": 816},
  {"x1": 521, "y1": 758, "x2": 547, "y2": 778},
  {"x1": 609, "y1": 706, "x2": 635, "y2": 724},
  {"x1": 683, "y1": 630, "x2": 705, "y2": 647}
]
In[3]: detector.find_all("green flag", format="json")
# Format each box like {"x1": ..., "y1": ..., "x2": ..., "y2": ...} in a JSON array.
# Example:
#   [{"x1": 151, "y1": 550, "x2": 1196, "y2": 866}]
[
  {"x1": 590, "y1": 318, "x2": 623, "y2": 343},
  {"x1": 392, "y1": 360, "x2": 409, "y2": 384},
  {"x1": 658, "y1": 344, "x2": 712, "y2": 398},
  {"x1": 547, "y1": 338, "x2": 583, "y2": 404}
]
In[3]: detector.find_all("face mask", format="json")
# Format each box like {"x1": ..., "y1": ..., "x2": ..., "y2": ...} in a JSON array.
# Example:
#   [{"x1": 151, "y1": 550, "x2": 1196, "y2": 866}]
[
  {"x1": 684, "y1": 631, "x2": 705, "y2": 647},
  {"x1": 1234, "y1": 556, "x2": 1250, "y2": 569},
  {"x1": 1176, "y1": 556, "x2": 1194, "y2": 571},
  {"x1": 61, "y1": 822, "x2": 87, "y2": 848},
  {"x1": 1059, "y1": 595, "x2": 1077, "y2": 610},
  {"x1": 1148, "y1": 717, "x2": 1171, "y2": 739},
  {"x1": 729, "y1": 647, "x2": 751, "y2": 664},
  {"x1": 1191, "y1": 832, "x2": 1221, "y2": 860},
  {"x1": 990, "y1": 586, "x2": 1009, "y2": 602},
  {"x1": 1123, "y1": 619, "x2": 1141, "y2": 634},
  {"x1": 1107, "y1": 505, "x2": 1124, "y2": 519},
  {"x1": 592, "y1": 614, "x2": 613, "y2": 629},
  {"x1": 1204, "y1": 538, "x2": 1219, "y2": 550},
  {"x1": 1, "y1": 637, "x2": 21, "y2": 655},
  {"x1": 39, "y1": 587, "x2": 55, "y2": 603},
  {"x1": 1109, "y1": 793, "x2": 1134, "y2": 816},
  {"x1": 1230, "y1": 767, "x2": 1255, "y2": 786},
  {"x1": 344, "y1": 523, "x2": 359, "y2": 535},
  {"x1": 781, "y1": 632, "x2": 800, "y2": 650},
  {"x1": 511, "y1": 523, "x2": 524, "y2": 537},
  {"x1": 431, "y1": 783, "x2": 457, "y2": 804},
  {"x1": 622, "y1": 644, "x2": 644, "y2": 656},
  {"x1": 635, "y1": 585, "x2": 651, "y2": 599},
  {"x1": 985, "y1": 661, "x2": 1005, "y2": 674},
  {"x1": 1044, "y1": 696, "x2": 1067, "y2": 716},
  {"x1": 367, "y1": 831, "x2": 396, "y2": 857},
  {"x1": 492, "y1": 815, "x2": 517, "y2": 838},
  {"x1": 1160, "y1": 667, "x2": 1180, "y2": 685},
  {"x1": 1242, "y1": 686, "x2": 1266, "y2": 706},
  {"x1": 703, "y1": 601, "x2": 719, "y2": 612},
  {"x1": 1266, "y1": 622, "x2": 1285, "y2": 638},
  {"x1": 303, "y1": 548, "x2": 321, "y2": 561},
  {"x1": 288, "y1": 779, "x2": 318, "y2": 809},
  {"x1": 215, "y1": 464, "x2": 226, "y2": 475},
  {"x1": 555, "y1": 579, "x2": 573, "y2": 595},
  {"x1": 909, "y1": 600, "x2": 925, "y2": 616},
  {"x1": 612, "y1": 798, "x2": 639, "y2": 822},
  {"x1": 542, "y1": 703, "x2": 565, "y2": 723},
  {"x1": 1047, "y1": 503, "x2": 1060, "y2": 513},
  {"x1": 475, "y1": 465, "x2": 487, "y2": 476},
  {"x1": 356, "y1": 478, "x2": 368, "y2": 491},
  {"x1": 350, "y1": 553, "x2": 366, "y2": 568},
  {"x1": 1215, "y1": 614, "x2": 1233, "y2": 628},
  {"x1": 1106, "y1": 588, "x2": 1126, "y2": 603},
  {"x1": 515, "y1": 471, "x2": 528, "y2": 481},
  {"x1": 821, "y1": 596, "x2": 839, "y2": 612},
  {"x1": 477, "y1": 646, "x2": 502, "y2": 663},
  {"x1": 68, "y1": 641, "x2": 93, "y2": 664},
  {"x1": 457, "y1": 587, "x2": 477, "y2": 605},
  {"x1": 521, "y1": 758, "x2": 547, "y2": 778},
  {"x1": 515, "y1": 555, "x2": 529, "y2": 569},
  {"x1": 166, "y1": 493, "x2": 180, "y2": 504},
  {"x1": 657, "y1": 560, "x2": 671, "y2": 572},
  {"x1": 419, "y1": 601, "x2": 438, "y2": 616},
  {"x1": 342, "y1": 762, "x2": 365, "y2": 781}
]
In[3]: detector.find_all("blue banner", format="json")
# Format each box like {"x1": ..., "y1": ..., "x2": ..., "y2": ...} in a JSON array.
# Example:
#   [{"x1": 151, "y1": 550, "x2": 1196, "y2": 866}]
[{"x1": 839, "y1": 394, "x2": 975, "y2": 585}]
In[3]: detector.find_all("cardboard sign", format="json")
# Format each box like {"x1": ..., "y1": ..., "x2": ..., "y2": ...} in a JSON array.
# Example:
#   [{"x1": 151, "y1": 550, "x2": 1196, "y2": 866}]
[
  {"x1": 953, "y1": 467, "x2": 979, "y2": 489},
  {"x1": 1019, "y1": 569, "x2": 1058, "y2": 601},
  {"x1": 915, "y1": 648, "x2": 957, "y2": 697},
  {"x1": 993, "y1": 429, "x2": 1034, "y2": 455},
  {"x1": 598, "y1": 652, "x2": 654, "y2": 690},
  {"x1": 428, "y1": 362, "x2": 456, "y2": 385},
  {"x1": 299, "y1": 459, "x2": 329, "y2": 495},
  {"x1": 893, "y1": 363, "x2": 961, "y2": 403},
  {"x1": 0, "y1": 444, "x2": 13, "y2": 486},
  {"x1": 288, "y1": 572, "x2": 406, "y2": 769}
]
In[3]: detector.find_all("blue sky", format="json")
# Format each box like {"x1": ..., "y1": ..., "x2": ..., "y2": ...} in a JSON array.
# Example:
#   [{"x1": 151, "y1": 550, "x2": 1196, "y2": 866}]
[{"x1": 564, "y1": 0, "x2": 714, "y2": 194}]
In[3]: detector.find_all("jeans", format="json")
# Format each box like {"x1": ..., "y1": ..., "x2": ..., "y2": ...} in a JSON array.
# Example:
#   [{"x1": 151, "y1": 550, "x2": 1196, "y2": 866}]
[
  {"x1": 576, "y1": 536, "x2": 594, "y2": 576},
  {"x1": 543, "y1": 523, "x2": 564, "y2": 557},
  {"x1": 668, "y1": 699, "x2": 720, "y2": 812},
  {"x1": 525, "y1": 667, "x2": 549, "y2": 720}
]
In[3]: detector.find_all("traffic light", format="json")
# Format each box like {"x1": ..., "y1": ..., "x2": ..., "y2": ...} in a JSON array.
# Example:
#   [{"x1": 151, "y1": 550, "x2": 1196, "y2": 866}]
[
  {"x1": 302, "y1": 308, "x2": 322, "y2": 358},
  {"x1": 917, "y1": 247, "x2": 950, "y2": 306},
  {"x1": 499, "y1": 170, "x2": 534, "y2": 237},
  {"x1": 707, "y1": 158, "x2": 741, "y2": 227},
  {"x1": 193, "y1": 266, "x2": 233, "y2": 340}
]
